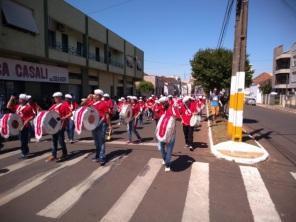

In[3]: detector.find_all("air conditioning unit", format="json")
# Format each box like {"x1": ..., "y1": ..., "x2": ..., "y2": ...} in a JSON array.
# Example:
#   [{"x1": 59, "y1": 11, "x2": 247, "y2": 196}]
[{"x1": 56, "y1": 23, "x2": 65, "y2": 32}]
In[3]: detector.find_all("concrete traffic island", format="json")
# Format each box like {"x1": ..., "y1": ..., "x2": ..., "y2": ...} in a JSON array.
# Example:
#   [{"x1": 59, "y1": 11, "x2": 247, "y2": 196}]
[{"x1": 211, "y1": 141, "x2": 269, "y2": 164}]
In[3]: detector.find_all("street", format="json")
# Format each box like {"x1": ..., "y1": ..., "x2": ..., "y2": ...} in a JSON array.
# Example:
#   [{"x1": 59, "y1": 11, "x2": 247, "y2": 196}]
[
  {"x1": 0, "y1": 114, "x2": 296, "y2": 222},
  {"x1": 244, "y1": 105, "x2": 296, "y2": 165}
]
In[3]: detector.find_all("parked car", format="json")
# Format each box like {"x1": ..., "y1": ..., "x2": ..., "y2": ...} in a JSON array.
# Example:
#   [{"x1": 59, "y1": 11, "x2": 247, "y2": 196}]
[{"x1": 245, "y1": 97, "x2": 256, "y2": 106}]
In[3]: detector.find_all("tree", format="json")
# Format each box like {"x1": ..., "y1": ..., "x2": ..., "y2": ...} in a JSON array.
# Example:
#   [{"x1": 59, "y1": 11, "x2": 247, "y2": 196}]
[
  {"x1": 190, "y1": 48, "x2": 253, "y2": 93},
  {"x1": 260, "y1": 82, "x2": 272, "y2": 94},
  {"x1": 138, "y1": 80, "x2": 154, "y2": 95}
]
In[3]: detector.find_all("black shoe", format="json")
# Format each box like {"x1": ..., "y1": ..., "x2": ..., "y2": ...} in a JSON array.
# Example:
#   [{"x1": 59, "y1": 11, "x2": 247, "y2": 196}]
[
  {"x1": 189, "y1": 146, "x2": 194, "y2": 151},
  {"x1": 99, "y1": 159, "x2": 106, "y2": 166}
]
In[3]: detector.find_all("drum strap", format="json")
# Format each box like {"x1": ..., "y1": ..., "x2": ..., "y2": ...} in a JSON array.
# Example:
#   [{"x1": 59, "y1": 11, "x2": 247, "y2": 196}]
[
  {"x1": 49, "y1": 103, "x2": 62, "y2": 113},
  {"x1": 16, "y1": 104, "x2": 27, "y2": 116}
]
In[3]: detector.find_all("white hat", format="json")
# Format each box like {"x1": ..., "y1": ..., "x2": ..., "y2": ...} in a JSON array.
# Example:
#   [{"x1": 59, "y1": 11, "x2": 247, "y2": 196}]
[
  {"x1": 131, "y1": 96, "x2": 138, "y2": 100},
  {"x1": 103, "y1": 93, "x2": 110, "y2": 98},
  {"x1": 19, "y1": 94, "x2": 27, "y2": 100},
  {"x1": 198, "y1": 95, "x2": 203, "y2": 99},
  {"x1": 158, "y1": 96, "x2": 168, "y2": 103},
  {"x1": 182, "y1": 95, "x2": 191, "y2": 103},
  {"x1": 25, "y1": 95, "x2": 32, "y2": 100},
  {"x1": 52, "y1": 92, "x2": 63, "y2": 97},
  {"x1": 65, "y1": 94, "x2": 72, "y2": 99},
  {"x1": 121, "y1": 97, "x2": 125, "y2": 100},
  {"x1": 155, "y1": 100, "x2": 160, "y2": 104},
  {"x1": 168, "y1": 95, "x2": 173, "y2": 98},
  {"x1": 94, "y1": 89, "x2": 104, "y2": 96},
  {"x1": 118, "y1": 98, "x2": 122, "y2": 102}
]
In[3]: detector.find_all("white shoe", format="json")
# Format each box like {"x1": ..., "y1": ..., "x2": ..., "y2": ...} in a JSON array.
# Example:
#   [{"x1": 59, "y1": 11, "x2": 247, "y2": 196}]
[
  {"x1": 162, "y1": 160, "x2": 165, "y2": 165},
  {"x1": 165, "y1": 167, "x2": 171, "y2": 172}
]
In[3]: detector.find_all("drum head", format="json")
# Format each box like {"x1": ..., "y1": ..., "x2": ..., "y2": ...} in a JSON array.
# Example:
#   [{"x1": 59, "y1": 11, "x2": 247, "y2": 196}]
[
  {"x1": 83, "y1": 107, "x2": 100, "y2": 131},
  {"x1": 43, "y1": 111, "x2": 61, "y2": 135}
]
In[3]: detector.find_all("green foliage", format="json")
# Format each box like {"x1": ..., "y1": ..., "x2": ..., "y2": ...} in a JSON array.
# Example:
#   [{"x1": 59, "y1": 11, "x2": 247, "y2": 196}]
[
  {"x1": 260, "y1": 82, "x2": 272, "y2": 94},
  {"x1": 190, "y1": 48, "x2": 253, "y2": 92},
  {"x1": 138, "y1": 80, "x2": 154, "y2": 94}
]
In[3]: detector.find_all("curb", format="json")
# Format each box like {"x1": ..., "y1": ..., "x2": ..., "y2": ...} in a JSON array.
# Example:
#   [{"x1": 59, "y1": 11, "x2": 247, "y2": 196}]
[{"x1": 206, "y1": 104, "x2": 269, "y2": 165}]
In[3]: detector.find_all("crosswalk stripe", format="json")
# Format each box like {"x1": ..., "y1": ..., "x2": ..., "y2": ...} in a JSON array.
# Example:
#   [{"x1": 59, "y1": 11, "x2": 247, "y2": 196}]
[
  {"x1": 290, "y1": 172, "x2": 296, "y2": 180},
  {"x1": 100, "y1": 158, "x2": 162, "y2": 222},
  {"x1": 37, "y1": 165, "x2": 111, "y2": 218},
  {"x1": 0, "y1": 153, "x2": 88, "y2": 206},
  {"x1": 0, "y1": 153, "x2": 48, "y2": 177},
  {"x1": 0, "y1": 150, "x2": 21, "y2": 160},
  {"x1": 182, "y1": 162, "x2": 209, "y2": 222},
  {"x1": 240, "y1": 166, "x2": 281, "y2": 222}
]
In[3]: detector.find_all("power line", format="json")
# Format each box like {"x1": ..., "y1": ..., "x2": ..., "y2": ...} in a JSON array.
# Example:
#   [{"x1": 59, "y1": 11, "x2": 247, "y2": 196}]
[
  {"x1": 217, "y1": 0, "x2": 234, "y2": 49},
  {"x1": 87, "y1": 0, "x2": 135, "y2": 15}
]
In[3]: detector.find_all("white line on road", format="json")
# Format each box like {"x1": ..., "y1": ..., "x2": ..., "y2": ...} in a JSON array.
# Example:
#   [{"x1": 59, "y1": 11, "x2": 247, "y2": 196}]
[
  {"x1": 0, "y1": 153, "x2": 88, "y2": 206},
  {"x1": 290, "y1": 172, "x2": 296, "y2": 180},
  {"x1": 182, "y1": 162, "x2": 209, "y2": 222},
  {"x1": 78, "y1": 140, "x2": 157, "y2": 146},
  {"x1": 240, "y1": 166, "x2": 281, "y2": 222},
  {"x1": 0, "y1": 153, "x2": 49, "y2": 177},
  {"x1": 37, "y1": 165, "x2": 111, "y2": 218},
  {"x1": 0, "y1": 150, "x2": 20, "y2": 160},
  {"x1": 100, "y1": 158, "x2": 162, "y2": 222}
]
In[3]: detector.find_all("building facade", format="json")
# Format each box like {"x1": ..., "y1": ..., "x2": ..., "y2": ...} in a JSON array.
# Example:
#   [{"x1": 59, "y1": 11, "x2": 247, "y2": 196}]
[
  {"x1": 272, "y1": 42, "x2": 296, "y2": 94},
  {"x1": 0, "y1": 0, "x2": 144, "y2": 104}
]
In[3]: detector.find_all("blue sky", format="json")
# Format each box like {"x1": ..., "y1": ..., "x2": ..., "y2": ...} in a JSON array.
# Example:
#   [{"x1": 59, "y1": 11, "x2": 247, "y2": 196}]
[{"x1": 66, "y1": 0, "x2": 296, "y2": 79}]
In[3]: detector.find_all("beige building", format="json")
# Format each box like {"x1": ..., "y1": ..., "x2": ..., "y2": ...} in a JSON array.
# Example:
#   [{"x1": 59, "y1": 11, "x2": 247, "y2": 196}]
[
  {"x1": 0, "y1": 0, "x2": 144, "y2": 105},
  {"x1": 272, "y1": 42, "x2": 296, "y2": 94}
]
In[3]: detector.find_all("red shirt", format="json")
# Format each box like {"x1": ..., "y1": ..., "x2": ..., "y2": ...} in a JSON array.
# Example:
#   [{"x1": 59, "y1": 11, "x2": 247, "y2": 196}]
[
  {"x1": 105, "y1": 99, "x2": 114, "y2": 115},
  {"x1": 28, "y1": 102, "x2": 39, "y2": 115},
  {"x1": 179, "y1": 102, "x2": 196, "y2": 126},
  {"x1": 66, "y1": 101, "x2": 78, "y2": 111},
  {"x1": 117, "y1": 101, "x2": 123, "y2": 112},
  {"x1": 49, "y1": 101, "x2": 72, "y2": 128},
  {"x1": 146, "y1": 99, "x2": 154, "y2": 109},
  {"x1": 132, "y1": 102, "x2": 141, "y2": 118},
  {"x1": 153, "y1": 103, "x2": 165, "y2": 120},
  {"x1": 85, "y1": 99, "x2": 94, "y2": 107},
  {"x1": 11, "y1": 104, "x2": 35, "y2": 128},
  {"x1": 92, "y1": 100, "x2": 109, "y2": 123},
  {"x1": 139, "y1": 101, "x2": 146, "y2": 112}
]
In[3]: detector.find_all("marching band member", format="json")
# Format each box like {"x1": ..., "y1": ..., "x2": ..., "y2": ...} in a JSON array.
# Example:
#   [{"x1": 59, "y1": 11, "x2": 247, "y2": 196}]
[
  {"x1": 179, "y1": 96, "x2": 197, "y2": 151},
  {"x1": 26, "y1": 95, "x2": 40, "y2": 140},
  {"x1": 145, "y1": 97, "x2": 154, "y2": 121},
  {"x1": 47, "y1": 92, "x2": 72, "y2": 161},
  {"x1": 91, "y1": 89, "x2": 110, "y2": 165},
  {"x1": 7, "y1": 94, "x2": 35, "y2": 159},
  {"x1": 138, "y1": 97, "x2": 145, "y2": 126},
  {"x1": 65, "y1": 94, "x2": 78, "y2": 144},
  {"x1": 103, "y1": 93, "x2": 113, "y2": 141},
  {"x1": 156, "y1": 96, "x2": 179, "y2": 172},
  {"x1": 126, "y1": 96, "x2": 142, "y2": 144},
  {"x1": 152, "y1": 99, "x2": 165, "y2": 124}
]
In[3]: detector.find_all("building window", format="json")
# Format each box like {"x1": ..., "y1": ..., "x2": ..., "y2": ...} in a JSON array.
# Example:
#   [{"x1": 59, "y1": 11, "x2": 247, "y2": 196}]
[
  {"x1": 77, "y1": 42, "x2": 82, "y2": 56},
  {"x1": 95, "y1": 47, "x2": 100, "y2": 62},
  {"x1": 48, "y1": 30, "x2": 56, "y2": 48},
  {"x1": 136, "y1": 60, "x2": 142, "y2": 71},
  {"x1": 62, "y1": 33, "x2": 68, "y2": 53},
  {"x1": 126, "y1": 56, "x2": 134, "y2": 68},
  {"x1": 1, "y1": 0, "x2": 39, "y2": 34}
]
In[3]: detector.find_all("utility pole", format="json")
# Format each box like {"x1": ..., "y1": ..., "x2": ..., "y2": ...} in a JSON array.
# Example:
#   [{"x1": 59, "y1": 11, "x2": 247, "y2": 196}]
[{"x1": 227, "y1": 0, "x2": 249, "y2": 141}]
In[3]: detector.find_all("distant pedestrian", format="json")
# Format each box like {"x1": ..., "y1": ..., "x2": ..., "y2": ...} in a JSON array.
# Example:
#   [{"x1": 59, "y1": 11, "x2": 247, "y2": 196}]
[{"x1": 209, "y1": 88, "x2": 222, "y2": 124}]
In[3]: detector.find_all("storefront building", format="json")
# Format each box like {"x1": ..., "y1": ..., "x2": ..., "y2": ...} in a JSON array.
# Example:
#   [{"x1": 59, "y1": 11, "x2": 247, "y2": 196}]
[{"x1": 0, "y1": 0, "x2": 144, "y2": 105}]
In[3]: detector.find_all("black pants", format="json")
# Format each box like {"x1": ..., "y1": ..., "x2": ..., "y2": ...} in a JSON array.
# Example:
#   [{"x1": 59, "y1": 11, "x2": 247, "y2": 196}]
[
  {"x1": 51, "y1": 129, "x2": 67, "y2": 158},
  {"x1": 20, "y1": 127, "x2": 30, "y2": 156},
  {"x1": 183, "y1": 125, "x2": 193, "y2": 146}
]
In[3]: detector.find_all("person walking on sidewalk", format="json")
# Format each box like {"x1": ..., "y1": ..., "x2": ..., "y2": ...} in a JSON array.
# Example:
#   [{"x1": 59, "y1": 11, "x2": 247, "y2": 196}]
[
  {"x1": 179, "y1": 96, "x2": 197, "y2": 151},
  {"x1": 209, "y1": 88, "x2": 222, "y2": 125},
  {"x1": 156, "y1": 96, "x2": 179, "y2": 172},
  {"x1": 91, "y1": 89, "x2": 110, "y2": 165},
  {"x1": 7, "y1": 94, "x2": 35, "y2": 159},
  {"x1": 47, "y1": 92, "x2": 72, "y2": 161}
]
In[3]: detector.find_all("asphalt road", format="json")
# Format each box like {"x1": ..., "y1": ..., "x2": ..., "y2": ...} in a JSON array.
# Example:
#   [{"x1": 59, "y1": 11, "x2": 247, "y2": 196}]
[
  {"x1": 0, "y1": 113, "x2": 295, "y2": 222},
  {"x1": 244, "y1": 105, "x2": 296, "y2": 165}
]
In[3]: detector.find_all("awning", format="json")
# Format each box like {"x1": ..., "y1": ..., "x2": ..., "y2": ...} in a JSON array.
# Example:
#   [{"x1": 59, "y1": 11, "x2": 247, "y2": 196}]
[{"x1": 2, "y1": 0, "x2": 39, "y2": 34}]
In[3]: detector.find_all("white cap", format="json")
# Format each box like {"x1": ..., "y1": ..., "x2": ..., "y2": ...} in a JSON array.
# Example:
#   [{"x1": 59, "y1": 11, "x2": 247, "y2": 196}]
[
  {"x1": 131, "y1": 96, "x2": 138, "y2": 100},
  {"x1": 52, "y1": 92, "x2": 63, "y2": 97},
  {"x1": 158, "y1": 96, "x2": 168, "y2": 103},
  {"x1": 26, "y1": 95, "x2": 32, "y2": 100},
  {"x1": 155, "y1": 100, "x2": 160, "y2": 104},
  {"x1": 182, "y1": 95, "x2": 191, "y2": 103},
  {"x1": 198, "y1": 95, "x2": 203, "y2": 99},
  {"x1": 94, "y1": 89, "x2": 104, "y2": 96},
  {"x1": 168, "y1": 95, "x2": 173, "y2": 98},
  {"x1": 103, "y1": 93, "x2": 110, "y2": 98},
  {"x1": 65, "y1": 94, "x2": 72, "y2": 99},
  {"x1": 19, "y1": 94, "x2": 27, "y2": 100}
]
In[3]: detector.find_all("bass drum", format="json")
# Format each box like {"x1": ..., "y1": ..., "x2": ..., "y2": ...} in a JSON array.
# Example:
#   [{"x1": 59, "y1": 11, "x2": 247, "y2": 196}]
[
  {"x1": 0, "y1": 113, "x2": 23, "y2": 138},
  {"x1": 73, "y1": 106, "x2": 100, "y2": 135},
  {"x1": 34, "y1": 111, "x2": 61, "y2": 140},
  {"x1": 155, "y1": 113, "x2": 176, "y2": 143},
  {"x1": 119, "y1": 104, "x2": 133, "y2": 124},
  {"x1": 190, "y1": 114, "x2": 201, "y2": 127}
]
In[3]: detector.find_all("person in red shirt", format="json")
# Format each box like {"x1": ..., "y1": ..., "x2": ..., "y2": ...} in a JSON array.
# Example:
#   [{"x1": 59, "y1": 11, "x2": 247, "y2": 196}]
[
  {"x1": 126, "y1": 96, "x2": 142, "y2": 143},
  {"x1": 81, "y1": 94, "x2": 95, "y2": 107},
  {"x1": 7, "y1": 94, "x2": 35, "y2": 159},
  {"x1": 152, "y1": 100, "x2": 165, "y2": 125},
  {"x1": 26, "y1": 95, "x2": 41, "y2": 140},
  {"x1": 65, "y1": 94, "x2": 78, "y2": 144},
  {"x1": 91, "y1": 89, "x2": 110, "y2": 165},
  {"x1": 179, "y1": 96, "x2": 197, "y2": 151},
  {"x1": 145, "y1": 97, "x2": 154, "y2": 121},
  {"x1": 47, "y1": 92, "x2": 72, "y2": 161}
]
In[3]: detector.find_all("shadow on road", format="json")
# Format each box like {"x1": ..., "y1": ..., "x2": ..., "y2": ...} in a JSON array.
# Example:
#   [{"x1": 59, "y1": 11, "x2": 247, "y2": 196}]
[
  {"x1": 105, "y1": 149, "x2": 132, "y2": 162},
  {"x1": 243, "y1": 118, "x2": 258, "y2": 124},
  {"x1": 170, "y1": 155, "x2": 195, "y2": 172}
]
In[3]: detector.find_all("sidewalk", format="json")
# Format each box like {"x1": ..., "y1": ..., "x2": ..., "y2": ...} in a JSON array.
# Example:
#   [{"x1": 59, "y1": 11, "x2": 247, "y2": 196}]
[{"x1": 256, "y1": 104, "x2": 296, "y2": 114}]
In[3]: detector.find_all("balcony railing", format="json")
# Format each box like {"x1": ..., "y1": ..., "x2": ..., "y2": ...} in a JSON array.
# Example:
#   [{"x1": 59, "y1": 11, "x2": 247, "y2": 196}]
[
  {"x1": 49, "y1": 41, "x2": 85, "y2": 57},
  {"x1": 109, "y1": 59, "x2": 124, "y2": 69},
  {"x1": 88, "y1": 52, "x2": 105, "y2": 63}
]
